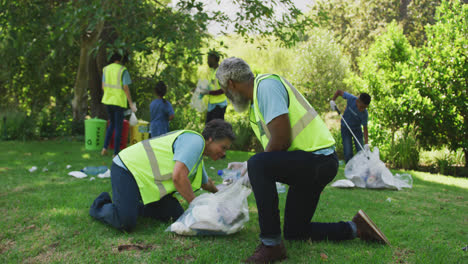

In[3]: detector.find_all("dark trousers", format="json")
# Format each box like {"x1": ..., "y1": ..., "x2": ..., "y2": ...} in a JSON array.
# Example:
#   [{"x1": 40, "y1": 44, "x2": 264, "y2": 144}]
[
  {"x1": 89, "y1": 163, "x2": 184, "y2": 231},
  {"x1": 247, "y1": 151, "x2": 354, "y2": 241},
  {"x1": 206, "y1": 105, "x2": 226, "y2": 124},
  {"x1": 103, "y1": 104, "x2": 124, "y2": 155},
  {"x1": 341, "y1": 126, "x2": 364, "y2": 163}
]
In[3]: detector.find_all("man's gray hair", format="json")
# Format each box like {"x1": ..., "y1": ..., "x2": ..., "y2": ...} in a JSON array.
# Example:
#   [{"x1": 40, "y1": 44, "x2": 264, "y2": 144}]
[{"x1": 216, "y1": 57, "x2": 254, "y2": 90}]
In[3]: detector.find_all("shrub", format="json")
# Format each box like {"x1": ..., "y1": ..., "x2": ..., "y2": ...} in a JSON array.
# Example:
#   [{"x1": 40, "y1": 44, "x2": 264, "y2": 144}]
[
  {"x1": 385, "y1": 133, "x2": 420, "y2": 170},
  {"x1": 0, "y1": 110, "x2": 37, "y2": 140}
]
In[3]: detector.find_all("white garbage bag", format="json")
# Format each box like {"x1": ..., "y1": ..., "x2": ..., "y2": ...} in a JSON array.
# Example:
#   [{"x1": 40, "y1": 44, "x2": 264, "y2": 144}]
[
  {"x1": 341, "y1": 146, "x2": 413, "y2": 190},
  {"x1": 190, "y1": 80, "x2": 210, "y2": 113},
  {"x1": 167, "y1": 179, "x2": 251, "y2": 236}
]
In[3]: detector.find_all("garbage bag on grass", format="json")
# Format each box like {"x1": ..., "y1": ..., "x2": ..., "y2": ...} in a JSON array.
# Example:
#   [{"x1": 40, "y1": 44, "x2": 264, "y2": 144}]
[
  {"x1": 339, "y1": 146, "x2": 413, "y2": 190},
  {"x1": 167, "y1": 179, "x2": 251, "y2": 236}
]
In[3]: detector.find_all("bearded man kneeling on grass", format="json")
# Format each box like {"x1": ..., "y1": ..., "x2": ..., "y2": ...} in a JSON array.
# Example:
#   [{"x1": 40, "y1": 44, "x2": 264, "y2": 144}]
[{"x1": 216, "y1": 57, "x2": 390, "y2": 263}]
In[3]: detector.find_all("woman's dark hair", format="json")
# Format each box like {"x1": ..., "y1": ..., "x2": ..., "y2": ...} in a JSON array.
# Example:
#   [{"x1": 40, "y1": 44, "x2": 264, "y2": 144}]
[
  {"x1": 202, "y1": 119, "x2": 236, "y2": 142},
  {"x1": 155, "y1": 81, "x2": 167, "y2": 103}
]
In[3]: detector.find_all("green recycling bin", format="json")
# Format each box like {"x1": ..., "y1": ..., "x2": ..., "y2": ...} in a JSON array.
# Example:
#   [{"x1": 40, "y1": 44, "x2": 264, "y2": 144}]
[{"x1": 84, "y1": 118, "x2": 107, "y2": 150}]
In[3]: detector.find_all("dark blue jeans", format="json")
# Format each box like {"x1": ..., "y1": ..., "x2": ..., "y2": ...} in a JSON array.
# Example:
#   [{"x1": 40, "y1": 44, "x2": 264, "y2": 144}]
[
  {"x1": 206, "y1": 105, "x2": 226, "y2": 124},
  {"x1": 341, "y1": 126, "x2": 364, "y2": 163},
  {"x1": 103, "y1": 104, "x2": 124, "y2": 155},
  {"x1": 89, "y1": 162, "x2": 184, "y2": 231},
  {"x1": 247, "y1": 151, "x2": 354, "y2": 241}
]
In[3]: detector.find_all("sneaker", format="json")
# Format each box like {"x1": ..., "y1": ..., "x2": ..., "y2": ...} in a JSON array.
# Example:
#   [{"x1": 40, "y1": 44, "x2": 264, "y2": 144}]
[
  {"x1": 244, "y1": 242, "x2": 287, "y2": 263},
  {"x1": 352, "y1": 209, "x2": 390, "y2": 245}
]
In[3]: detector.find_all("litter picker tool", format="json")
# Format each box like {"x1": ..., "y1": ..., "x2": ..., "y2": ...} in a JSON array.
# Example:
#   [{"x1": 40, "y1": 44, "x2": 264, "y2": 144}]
[{"x1": 335, "y1": 107, "x2": 369, "y2": 159}]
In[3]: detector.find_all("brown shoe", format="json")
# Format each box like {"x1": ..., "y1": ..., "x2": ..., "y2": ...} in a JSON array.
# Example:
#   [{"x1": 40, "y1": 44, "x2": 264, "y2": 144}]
[
  {"x1": 352, "y1": 209, "x2": 390, "y2": 245},
  {"x1": 244, "y1": 242, "x2": 287, "y2": 263}
]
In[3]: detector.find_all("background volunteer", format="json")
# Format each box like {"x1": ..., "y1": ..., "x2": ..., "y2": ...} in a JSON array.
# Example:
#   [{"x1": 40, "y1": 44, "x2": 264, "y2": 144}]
[
  {"x1": 330, "y1": 90, "x2": 371, "y2": 163},
  {"x1": 204, "y1": 51, "x2": 227, "y2": 123},
  {"x1": 101, "y1": 52, "x2": 137, "y2": 157},
  {"x1": 150, "y1": 81, "x2": 174, "y2": 137}
]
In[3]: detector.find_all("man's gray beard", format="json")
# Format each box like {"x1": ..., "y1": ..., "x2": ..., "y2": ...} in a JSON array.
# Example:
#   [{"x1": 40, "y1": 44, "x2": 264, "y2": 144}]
[{"x1": 227, "y1": 89, "x2": 250, "y2": 113}]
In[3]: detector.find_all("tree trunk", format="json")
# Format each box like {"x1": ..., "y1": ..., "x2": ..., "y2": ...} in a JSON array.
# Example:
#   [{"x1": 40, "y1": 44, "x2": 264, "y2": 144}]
[
  {"x1": 71, "y1": 22, "x2": 104, "y2": 122},
  {"x1": 88, "y1": 45, "x2": 107, "y2": 119},
  {"x1": 72, "y1": 43, "x2": 91, "y2": 121},
  {"x1": 465, "y1": 149, "x2": 468, "y2": 168},
  {"x1": 399, "y1": 0, "x2": 411, "y2": 21}
]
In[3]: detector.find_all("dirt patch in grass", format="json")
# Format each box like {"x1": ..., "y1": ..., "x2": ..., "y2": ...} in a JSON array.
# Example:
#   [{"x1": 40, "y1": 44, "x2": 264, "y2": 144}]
[
  {"x1": 0, "y1": 239, "x2": 16, "y2": 254},
  {"x1": 392, "y1": 247, "x2": 415, "y2": 263}
]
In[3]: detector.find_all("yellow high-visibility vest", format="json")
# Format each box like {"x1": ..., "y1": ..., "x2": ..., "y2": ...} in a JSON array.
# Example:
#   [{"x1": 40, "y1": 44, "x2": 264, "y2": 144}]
[
  {"x1": 250, "y1": 74, "x2": 335, "y2": 152},
  {"x1": 119, "y1": 130, "x2": 204, "y2": 204},
  {"x1": 101, "y1": 63, "x2": 128, "y2": 108},
  {"x1": 208, "y1": 68, "x2": 227, "y2": 104}
]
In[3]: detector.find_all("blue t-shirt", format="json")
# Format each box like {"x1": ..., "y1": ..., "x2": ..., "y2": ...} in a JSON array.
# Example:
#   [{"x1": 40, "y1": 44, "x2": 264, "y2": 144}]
[
  {"x1": 342, "y1": 92, "x2": 368, "y2": 129},
  {"x1": 102, "y1": 70, "x2": 132, "y2": 85},
  {"x1": 113, "y1": 133, "x2": 208, "y2": 184},
  {"x1": 256, "y1": 77, "x2": 334, "y2": 155},
  {"x1": 150, "y1": 98, "x2": 174, "y2": 137}
]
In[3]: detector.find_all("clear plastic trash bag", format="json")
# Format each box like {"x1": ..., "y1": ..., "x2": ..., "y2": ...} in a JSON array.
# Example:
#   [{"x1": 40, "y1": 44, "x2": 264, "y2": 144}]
[
  {"x1": 166, "y1": 179, "x2": 252, "y2": 236},
  {"x1": 341, "y1": 146, "x2": 413, "y2": 190},
  {"x1": 190, "y1": 79, "x2": 210, "y2": 113}
]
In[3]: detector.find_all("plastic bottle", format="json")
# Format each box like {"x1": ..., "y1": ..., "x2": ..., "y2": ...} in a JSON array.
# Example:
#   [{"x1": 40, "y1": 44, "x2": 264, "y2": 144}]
[
  {"x1": 82, "y1": 165, "x2": 108, "y2": 176},
  {"x1": 217, "y1": 169, "x2": 241, "y2": 184},
  {"x1": 276, "y1": 182, "x2": 286, "y2": 193}
]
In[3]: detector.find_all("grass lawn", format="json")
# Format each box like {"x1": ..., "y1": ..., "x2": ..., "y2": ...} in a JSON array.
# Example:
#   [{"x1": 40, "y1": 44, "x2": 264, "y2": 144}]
[{"x1": 0, "y1": 140, "x2": 467, "y2": 263}]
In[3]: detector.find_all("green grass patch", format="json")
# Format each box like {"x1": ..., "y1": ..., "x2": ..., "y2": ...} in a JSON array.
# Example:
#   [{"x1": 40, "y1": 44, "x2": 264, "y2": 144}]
[{"x1": 0, "y1": 140, "x2": 467, "y2": 263}]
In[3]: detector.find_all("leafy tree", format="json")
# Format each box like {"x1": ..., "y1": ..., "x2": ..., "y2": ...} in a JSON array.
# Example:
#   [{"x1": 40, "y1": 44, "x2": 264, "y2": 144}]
[
  {"x1": 0, "y1": 0, "x2": 312, "y2": 130},
  {"x1": 309, "y1": 0, "x2": 400, "y2": 69},
  {"x1": 291, "y1": 28, "x2": 351, "y2": 113},
  {"x1": 412, "y1": 0, "x2": 467, "y2": 166},
  {"x1": 309, "y1": 0, "x2": 444, "y2": 69},
  {"x1": 352, "y1": 21, "x2": 418, "y2": 147}
]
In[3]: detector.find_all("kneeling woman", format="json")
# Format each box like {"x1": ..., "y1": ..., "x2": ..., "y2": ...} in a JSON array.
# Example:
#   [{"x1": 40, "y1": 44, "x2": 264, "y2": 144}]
[{"x1": 90, "y1": 119, "x2": 235, "y2": 231}]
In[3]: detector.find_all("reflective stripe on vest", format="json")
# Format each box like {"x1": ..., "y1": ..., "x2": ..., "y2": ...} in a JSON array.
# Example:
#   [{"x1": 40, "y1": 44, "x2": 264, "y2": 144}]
[
  {"x1": 251, "y1": 74, "x2": 335, "y2": 152},
  {"x1": 208, "y1": 69, "x2": 227, "y2": 104},
  {"x1": 101, "y1": 63, "x2": 128, "y2": 108},
  {"x1": 119, "y1": 130, "x2": 204, "y2": 204}
]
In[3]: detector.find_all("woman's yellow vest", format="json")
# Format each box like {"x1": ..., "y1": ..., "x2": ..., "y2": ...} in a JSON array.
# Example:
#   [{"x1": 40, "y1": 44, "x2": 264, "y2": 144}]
[
  {"x1": 250, "y1": 74, "x2": 335, "y2": 152},
  {"x1": 208, "y1": 68, "x2": 227, "y2": 104},
  {"x1": 118, "y1": 130, "x2": 204, "y2": 204},
  {"x1": 101, "y1": 63, "x2": 128, "y2": 108}
]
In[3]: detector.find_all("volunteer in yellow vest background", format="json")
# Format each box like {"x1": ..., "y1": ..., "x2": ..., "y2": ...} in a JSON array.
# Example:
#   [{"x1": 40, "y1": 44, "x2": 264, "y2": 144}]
[
  {"x1": 101, "y1": 52, "x2": 137, "y2": 157},
  {"x1": 216, "y1": 58, "x2": 389, "y2": 263},
  {"x1": 89, "y1": 119, "x2": 235, "y2": 231},
  {"x1": 203, "y1": 50, "x2": 227, "y2": 123}
]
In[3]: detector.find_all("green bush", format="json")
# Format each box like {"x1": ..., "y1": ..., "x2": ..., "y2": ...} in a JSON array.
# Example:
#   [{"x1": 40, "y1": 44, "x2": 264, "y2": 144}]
[
  {"x1": 0, "y1": 110, "x2": 37, "y2": 140},
  {"x1": 385, "y1": 133, "x2": 420, "y2": 170},
  {"x1": 330, "y1": 127, "x2": 344, "y2": 160}
]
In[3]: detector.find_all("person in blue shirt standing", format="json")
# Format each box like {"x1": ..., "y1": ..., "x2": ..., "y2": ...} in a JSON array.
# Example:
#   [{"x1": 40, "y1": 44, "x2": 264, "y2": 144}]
[
  {"x1": 330, "y1": 90, "x2": 371, "y2": 163},
  {"x1": 150, "y1": 81, "x2": 174, "y2": 138}
]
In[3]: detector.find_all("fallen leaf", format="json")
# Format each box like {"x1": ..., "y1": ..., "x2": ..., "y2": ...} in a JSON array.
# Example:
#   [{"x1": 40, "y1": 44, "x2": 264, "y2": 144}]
[{"x1": 320, "y1": 252, "x2": 328, "y2": 260}]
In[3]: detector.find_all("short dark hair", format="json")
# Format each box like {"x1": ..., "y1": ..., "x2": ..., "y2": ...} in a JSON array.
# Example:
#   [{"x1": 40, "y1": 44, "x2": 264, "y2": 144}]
[
  {"x1": 359, "y1": 93, "x2": 371, "y2": 105},
  {"x1": 207, "y1": 50, "x2": 220, "y2": 62},
  {"x1": 202, "y1": 119, "x2": 236, "y2": 142},
  {"x1": 109, "y1": 52, "x2": 129, "y2": 64},
  {"x1": 155, "y1": 81, "x2": 167, "y2": 97}
]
